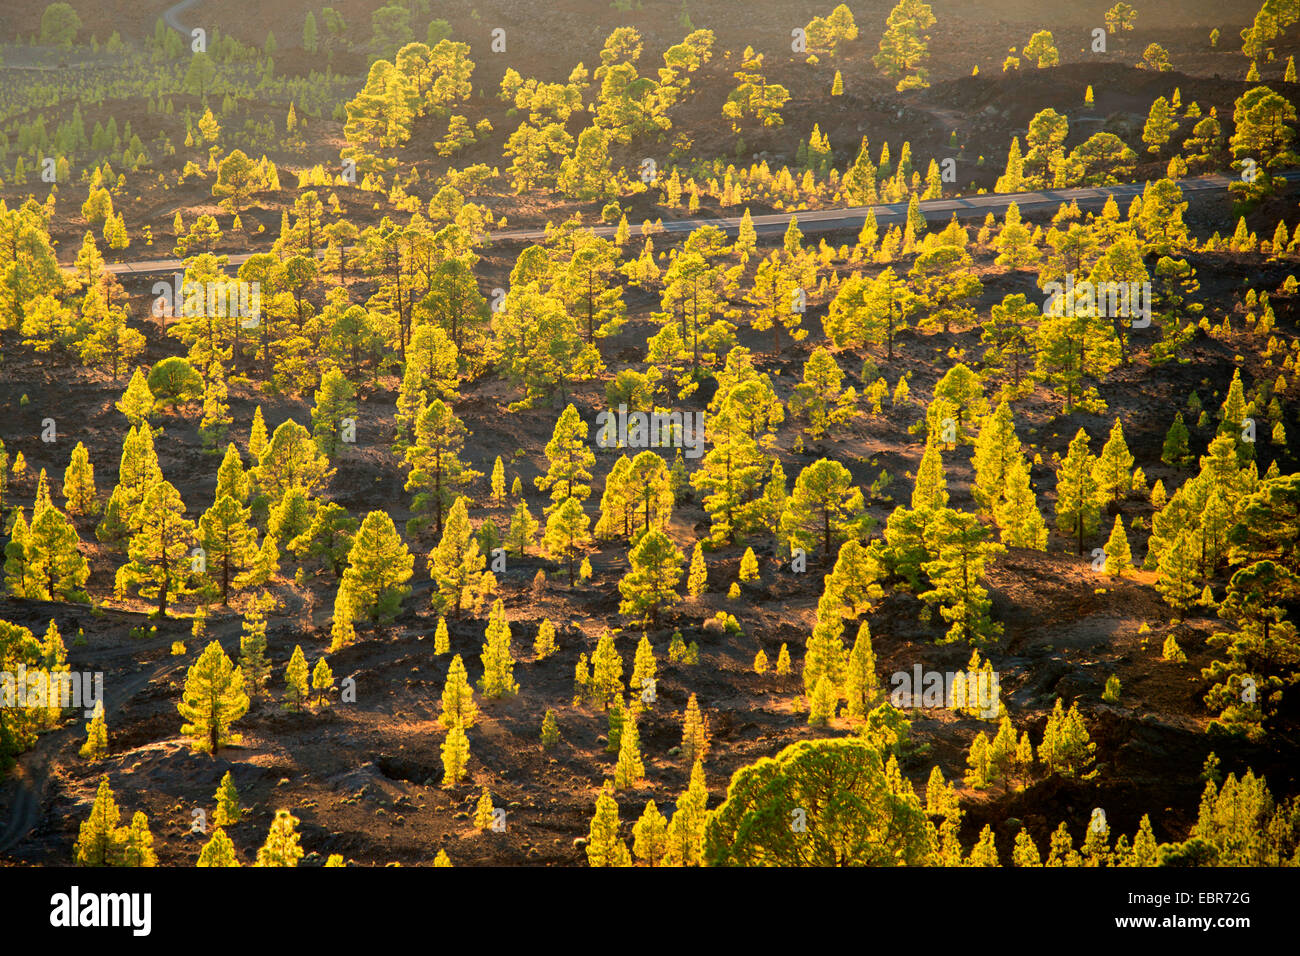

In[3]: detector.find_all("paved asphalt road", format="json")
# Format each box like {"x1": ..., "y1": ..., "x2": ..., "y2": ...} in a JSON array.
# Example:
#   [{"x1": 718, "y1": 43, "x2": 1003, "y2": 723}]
[{"x1": 90, "y1": 171, "x2": 1290, "y2": 279}]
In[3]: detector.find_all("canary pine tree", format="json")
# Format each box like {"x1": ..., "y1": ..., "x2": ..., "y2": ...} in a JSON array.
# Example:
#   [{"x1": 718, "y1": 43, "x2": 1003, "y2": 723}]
[
  {"x1": 283, "y1": 645, "x2": 310, "y2": 711},
  {"x1": 681, "y1": 692, "x2": 710, "y2": 764},
  {"x1": 79, "y1": 701, "x2": 108, "y2": 760},
  {"x1": 25, "y1": 498, "x2": 89, "y2": 602},
  {"x1": 687, "y1": 542, "x2": 708, "y2": 595},
  {"x1": 995, "y1": 457, "x2": 1049, "y2": 550},
  {"x1": 586, "y1": 784, "x2": 632, "y2": 866},
  {"x1": 478, "y1": 598, "x2": 519, "y2": 698},
  {"x1": 779, "y1": 459, "x2": 870, "y2": 561},
  {"x1": 115, "y1": 479, "x2": 194, "y2": 615},
  {"x1": 428, "y1": 496, "x2": 488, "y2": 616},
  {"x1": 403, "y1": 399, "x2": 480, "y2": 539},
  {"x1": 618, "y1": 529, "x2": 684, "y2": 627},
  {"x1": 197, "y1": 828, "x2": 240, "y2": 867},
  {"x1": 198, "y1": 494, "x2": 259, "y2": 604},
  {"x1": 442, "y1": 719, "x2": 471, "y2": 787},
  {"x1": 178, "y1": 640, "x2": 249, "y2": 755},
  {"x1": 75, "y1": 776, "x2": 122, "y2": 866},
  {"x1": 342, "y1": 510, "x2": 414, "y2": 621},
  {"x1": 534, "y1": 618, "x2": 558, "y2": 659},
  {"x1": 1055, "y1": 429, "x2": 1102, "y2": 555},
  {"x1": 544, "y1": 496, "x2": 591, "y2": 586},
  {"x1": 256, "y1": 810, "x2": 304, "y2": 867},
  {"x1": 1103, "y1": 515, "x2": 1133, "y2": 576},
  {"x1": 843, "y1": 621, "x2": 880, "y2": 718},
  {"x1": 1093, "y1": 418, "x2": 1135, "y2": 504},
  {"x1": 614, "y1": 712, "x2": 645, "y2": 789},
  {"x1": 62, "y1": 442, "x2": 98, "y2": 515},
  {"x1": 214, "y1": 771, "x2": 241, "y2": 826},
  {"x1": 630, "y1": 636, "x2": 656, "y2": 712},
  {"x1": 589, "y1": 630, "x2": 625, "y2": 710},
  {"x1": 536, "y1": 404, "x2": 595, "y2": 511},
  {"x1": 440, "y1": 654, "x2": 479, "y2": 729}
]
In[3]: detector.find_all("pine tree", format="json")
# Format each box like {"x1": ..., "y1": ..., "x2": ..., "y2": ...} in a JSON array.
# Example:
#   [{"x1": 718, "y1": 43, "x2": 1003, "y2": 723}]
[
  {"x1": 214, "y1": 771, "x2": 241, "y2": 826},
  {"x1": 115, "y1": 479, "x2": 194, "y2": 615},
  {"x1": 965, "y1": 732, "x2": 992, "y2": 788},
  {"x1": 255, "y1": 809, "x2": 304, "y2": 867},
  {"x1": 62, "y1": 442, "x2": 98, "y2": 515},
  {"x1": 776, "y1": 643, "x2": 792, "y2": 675},
  {"x1": 541, "y1": 708, "x2": 560, "y2": 748},
  {"x1": 115, "y1": 810, "x2": 156, "y2": 868},
  {"x1": 607, "y1": 694, "x2": 627, "y2": 755},
  {"x1": 248, "y1": 405, "x2": 269, "y2": 460},
  {"x1": 618, "y1": 529, "x2": 684, "y2": 626},
  {"x1": 738, "y1": 547, "x2": 759, "y2": 582},
  {"x1": 490, "y1": 456, "x2": 506, "y2": 505},
  {"x1": 665, "y1": 759, "x2": 709, "y2": 865},
  {"x1": 534, "y1": 618, "x2": 558, "y2": 659},
  {"x1": 4, "y1": 507, "x2": 32, "y2": 598},
  {"x1": 308, "y1": 656, "x2": 333, "y2": 706},
  {"x1": 1037, "y1": 699, "x2": 1096, "y2": 777},
  {"x1": 543, "y1": 496, "x2": 591, "y2": 586},
  {"x1": 842, "y1": 621, "x2": 880, "y2": 718},
  {"x1": 630, "y1": 635, "x2": 657, "y2": 712},
  {"x1": 589, "y1": 630, "x2": 626, "y2": 710},
  {"x1": 614, "y1": 712, "x2": 645, "y2": 789},
  {"x1": 809, "y1": 674, "x2": 839, "y2": 725},
  {"x1": 310, "y1": 368, "x2": 357, "y2": 459},
  {"x1": 25, "y1": 500, "x2": 89, "y2": 602},
  {"x1": 1093, "y1": 418, "x2": 1135, "y2": 503},
  {"x1": 197, "y1": 827, "x2": 240, "y2": 866},
  {"x1": 1012, "y1": 828, "x2": 1042, "y2": 866},
  {"x1": 341, "y1": 510, "x2": 413, "y2": 622},
  {"x1": 1055, "y1": 429, "x2": 1102, "y2": 555},
  {"x1": 754, "y1": 649, "x2": 769, "y2": 673},
  {"x1": 79, "y1": 700, "x2": 108, "y2": 760},
  {"x1": 972, "y1": 401, "x2": 1020, "y2": 515},
  {"x1": 687, "y1": 542, "x2": 708, "y2": 596},
  {"x1": 1218, "y1": 368, "x2": 1251, "y2": 462},
  {"x1": 995, "y1": 457, "x2": 1049, "y2": 550},
  {"x1": 441, "y1": 719, "x2": 471, "y2": 787},
  {"x1": 434, "y1": 616, "x2": 450, "y2": 655},
  {"x1": 680, "y1": 693, "x2": 710, "y2": 763},
  {"x1": 780, "y1": 459, "x2": 870, "y2": 560},
  {"x1": 586, "y1": 784, "x2": 632, "y2": 866},
  {"x1": 178, "y1": 640, "x2": 249, "y2": 754},
  {"x1": 632, "y1": 799, "x2": 669, "y2": 865},
  {"x1": 920, "y1": 509, "x2": 1005, "y2": 646},
  {"x1": 1161, "y1": 412, "x2": 1192, "y2": 465},
  {"x1": 403, "y1": 398, "x2": 480, "y2": 538},
  {"x1": 283, "y1": 645, "x2": 310, "y2": 711},
  {"x1": 116, "y1": 368, "x2": 155, "y2": 427},
  {"x1": 1103, "y1": 515, "x2": 1132, "y2": 576},
  {"x1": 536, "y1": 404, "x2": 595, "y2": 511},
  {"x1": 428, "y1": 496, "x2": 487, "y2": 616},
  {"x1": 75, "y1": 776, "x2": 122, "y2": 866},
  {"x1": 1155, "y1": 531, "x2": 1199, "y2": 609},
  {"x1": 478, "y1": 599, "x2": 519, "y2": 698},
  {"x1": 199, "y1": 494, "x2": 259, "y2": 604},
  {"x1": 440, "y1": 654, "x2": 479, "y2": 729},
  {"x1": 474, "y1": 788, "x2": 496, "y2": 830},
  {"x1": 238, "y1": 604, "x2": 271, "y2": 697}
]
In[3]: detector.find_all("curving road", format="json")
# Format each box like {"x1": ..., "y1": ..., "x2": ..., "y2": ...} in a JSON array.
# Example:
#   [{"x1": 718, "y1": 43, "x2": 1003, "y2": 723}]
[
  {"x1": 163, "y1": 0, "x2": 204, "y2": 36},
  {"x1": 90, "y1": 171, "x2": 1291, "y2": 279},
  {"x1": 0, "y1": 626, "x2": 240, "y2": 860}
]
